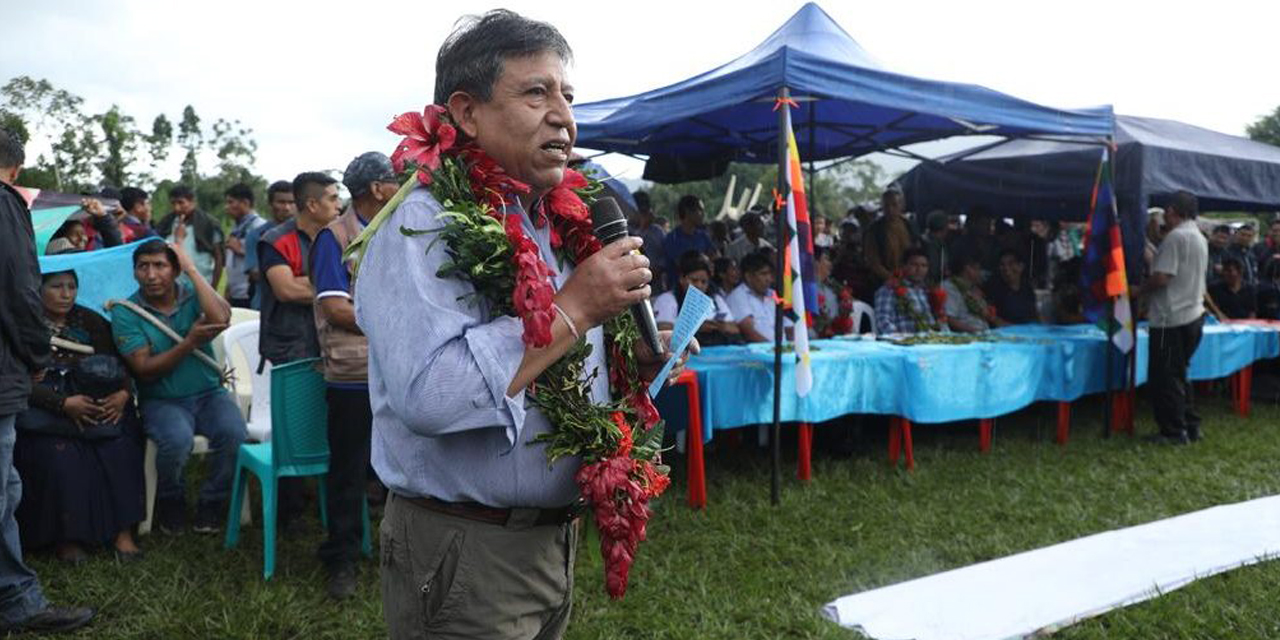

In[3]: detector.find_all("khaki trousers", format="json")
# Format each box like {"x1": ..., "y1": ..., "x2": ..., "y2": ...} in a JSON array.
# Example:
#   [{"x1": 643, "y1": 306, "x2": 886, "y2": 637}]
[{"x1": 380, "y1": 493, "x2": 577, "y2": 640}]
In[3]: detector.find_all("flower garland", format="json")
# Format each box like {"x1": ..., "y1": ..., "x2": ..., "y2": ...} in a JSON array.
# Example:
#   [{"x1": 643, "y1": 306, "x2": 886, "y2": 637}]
[
  {"x1": 885, "y1": 271, "x2": 944, "y2": 333},
  {"x1": 346, "y1": 105, "x2": 668, "y2": 599},
  {"x1": 947, "y1": 275, "x2": 998, "y2": 326}
]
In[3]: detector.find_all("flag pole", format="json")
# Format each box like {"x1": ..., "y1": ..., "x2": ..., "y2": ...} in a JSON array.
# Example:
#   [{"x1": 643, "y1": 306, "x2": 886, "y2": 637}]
[
  {"x1": 1103, "y1": 302, "x2": 1113, "y2": 438},
  {"x1": 771, "y1": 86, "x2": 790, "y2": 506}
]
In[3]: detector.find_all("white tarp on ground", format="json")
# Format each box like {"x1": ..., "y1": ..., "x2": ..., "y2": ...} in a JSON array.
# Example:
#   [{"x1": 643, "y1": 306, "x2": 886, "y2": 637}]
[{"x1": 822, "y1": 495, "x2": 1280, "y2": 639}]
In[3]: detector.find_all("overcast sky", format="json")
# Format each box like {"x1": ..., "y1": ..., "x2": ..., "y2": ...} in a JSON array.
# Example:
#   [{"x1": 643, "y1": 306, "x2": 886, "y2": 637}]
[{"x1": 7, "y1": 0, "x2": 1279, "y2": 189}]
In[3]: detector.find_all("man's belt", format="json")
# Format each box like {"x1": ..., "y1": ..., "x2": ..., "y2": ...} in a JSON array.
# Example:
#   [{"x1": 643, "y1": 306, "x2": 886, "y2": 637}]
[{"x1": 399, "y1": 494, "x2": 583, "y2": 527}]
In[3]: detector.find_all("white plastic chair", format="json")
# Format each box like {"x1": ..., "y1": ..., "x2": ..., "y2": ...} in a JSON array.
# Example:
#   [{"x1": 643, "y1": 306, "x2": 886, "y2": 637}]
[
  {"x1": 851, "y1": 300, "x2": 877, "y2": 335},
  {"x1": 222, "y1": 321, "x2": 272, "y2": 443}
]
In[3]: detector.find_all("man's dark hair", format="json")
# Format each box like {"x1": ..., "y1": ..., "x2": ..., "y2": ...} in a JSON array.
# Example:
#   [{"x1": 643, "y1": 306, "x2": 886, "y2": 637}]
[
  {"x1": 1213, "y1": 224, "x2": 1232, "y2": 235},
  {"x1": 434, "y1": 9, "x2": 572, "y2": 104},
  {"x1": 224, "y1": 182, "x2": 254, "y2": 205},
  {"x1": 949, "y1": 251, "x2": 981, "y2": 275},
  {"x1": 0, "y1": 127, "x2": 25, "y2": 169},
  {"x1": 1222, "y1": 256, "x2": 1244, "y2": 272},
  {"x1": 293, "y1": 172, "x2": 337, "y2": 209},
  {"x1": 903, "y1": 247, "x2": 929, "y2": 264},
  {"x1": 633, "y1": 190, "x2": 651, "y2": 213},
  {"x1": 120, "y1": 187, "x2": 149, "y2": 212},
  {"x1": 1169, "y1": 191, "x2": 1199, "y2": 219},
  {"x1": 676, "y1": 195, "x2": 702, "y2": 220},
  {"x1": 678, "y1": 250, "x2": 711, "y2": 277},
  {"x1": 268, "y1": 180, "x2": 293, "y2": 200},
  {"x1": 998, "y1": 248, "x2": 1025, "y2": 265},
  {"x1": 169, "y1": 184, "x2": 195, "y2": 201},
  {"x1": 51, "y1": 218, "x2": 84, "y2": 240},
  {"x1": 133, "y1": 238, "x2": 179, "y2": 270},
  {"x1": 740, "y1": 251, "x2": 772, "y2": 275}
]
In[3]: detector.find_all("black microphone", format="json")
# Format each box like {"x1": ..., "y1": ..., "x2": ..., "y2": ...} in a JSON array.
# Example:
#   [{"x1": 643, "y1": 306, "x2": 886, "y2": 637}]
[{"x1": 590, "y1": 196, "x2": 665, "y2": 357}]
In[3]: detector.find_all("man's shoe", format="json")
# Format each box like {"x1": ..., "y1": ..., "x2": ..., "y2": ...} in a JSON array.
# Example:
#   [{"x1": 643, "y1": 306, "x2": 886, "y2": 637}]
[
  {"x1": 3, "y1": 605, "x2": 95, "y2": 635},
  {"x1": 1188, "y1": 427, "x2": 1203, "y2": 443},
  {"x1": 155, "y1": 497, "x2": 187, "y2": 535},
  {"x1": 1144, "y1": 431, "x2": 1190, "y2": 446},
  {"x1": 326, "y1": 564, "x2": 358, "y2": 601},
  {"x1": 191, "y1": 501, "x2": 225, "y2": 534}
]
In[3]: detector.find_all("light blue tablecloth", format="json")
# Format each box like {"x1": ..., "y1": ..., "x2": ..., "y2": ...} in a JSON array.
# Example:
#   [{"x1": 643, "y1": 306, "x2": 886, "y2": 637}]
[{"x1": 656, "y1": 323, "x2": 1280, "y2": 436}]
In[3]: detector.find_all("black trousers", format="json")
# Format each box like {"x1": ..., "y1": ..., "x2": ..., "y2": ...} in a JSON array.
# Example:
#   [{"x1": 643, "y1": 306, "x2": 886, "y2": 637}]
[
  {"x1": 1149, "y1": 315, "x2": 1204, "y2": 436},
  {"x1": 318, "y1": 386, "x2": 372, "y2": 568}
]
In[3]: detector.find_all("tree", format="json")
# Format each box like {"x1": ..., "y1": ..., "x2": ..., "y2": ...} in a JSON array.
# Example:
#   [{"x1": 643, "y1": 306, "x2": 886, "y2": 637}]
[
  {"x1": 143, "y1": 114, "x2": 173, "y2": 183},
  {"x1": 2, "y1": 76, "x2": 91, "y2": 190},
  {"x1": 0, "y1": 109, "x2": 28, "y2": 144},
  {"x1": 1246, "y1": 106, "x2": 1280, "y2": 148},
  {"x1": 646, "y1": 158, "x2": 889, "y2": 224},
  {"x1": 94, "y1": 105, "x2": 141, "y2": 188},
  {"x1": 177, "y1": 105, "x2": 202, "y2": 186}
]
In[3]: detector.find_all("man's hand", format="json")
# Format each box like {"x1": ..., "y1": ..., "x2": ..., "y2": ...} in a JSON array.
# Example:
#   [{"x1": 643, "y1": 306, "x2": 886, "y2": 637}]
[
  {"x1": 173, "y1": 221, "x2": 187, "y2": 243},
  {"x1": 169, "y1": 241, "x2": 197, "y2": 276},
  {"x1": 81, "y1": 198, "x2": 107, "y2": 218},
  {"x1": 556, "y1": 237, "x2": 651, "y2": 330},
  {"x1": 62, "y1": 394, "x2": 102, "y2": 428},
  {"x1": 635, "y1": 330, "x2": 700, "y2": 386},
  {"x1": 185, "y1": 315, "x2": 228, "y2": 345},
  {"x1": 95, "y1": 389, "x2": 131, "y2": 425}
]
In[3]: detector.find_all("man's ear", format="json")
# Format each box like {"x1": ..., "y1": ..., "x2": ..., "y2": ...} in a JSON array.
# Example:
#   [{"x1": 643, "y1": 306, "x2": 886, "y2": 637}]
[{"x1": 447, "y1": 91, "x2": 480, "y2": 139}]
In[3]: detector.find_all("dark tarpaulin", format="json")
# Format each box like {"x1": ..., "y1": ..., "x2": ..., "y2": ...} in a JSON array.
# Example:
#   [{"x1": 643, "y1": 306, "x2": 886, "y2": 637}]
[
  {"x1": 900, "y1": 115, "x2": 1280, "y2": 278},
  {"x1": 573, "y1": 2, "x2": 1113, "y2": 182}
]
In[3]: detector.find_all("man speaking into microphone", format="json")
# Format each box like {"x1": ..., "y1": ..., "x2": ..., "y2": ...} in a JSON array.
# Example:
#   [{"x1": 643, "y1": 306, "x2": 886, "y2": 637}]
[{"x1": 355, "y1": 10, "x2": 692, "y2": 639}]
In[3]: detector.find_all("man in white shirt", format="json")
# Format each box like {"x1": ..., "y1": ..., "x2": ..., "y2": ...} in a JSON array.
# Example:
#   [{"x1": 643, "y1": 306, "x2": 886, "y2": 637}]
[
  {"x1": 727, "y1": 251, "x2": 791, "y2": 343},
  {"x1": 1141, "y1": 190, "x2": 1209, "y2": 445}
]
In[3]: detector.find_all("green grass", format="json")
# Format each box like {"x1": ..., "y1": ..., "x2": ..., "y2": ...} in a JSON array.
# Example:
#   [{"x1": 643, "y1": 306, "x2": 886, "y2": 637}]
[{"x1": 17, "y1": 391, "x2": 1280, "y2": 639}]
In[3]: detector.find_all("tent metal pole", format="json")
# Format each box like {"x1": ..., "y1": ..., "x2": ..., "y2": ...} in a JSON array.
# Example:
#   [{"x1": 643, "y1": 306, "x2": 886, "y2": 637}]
[{"x1": 772, "y1": 87, "x2": 789, "y2": 507}]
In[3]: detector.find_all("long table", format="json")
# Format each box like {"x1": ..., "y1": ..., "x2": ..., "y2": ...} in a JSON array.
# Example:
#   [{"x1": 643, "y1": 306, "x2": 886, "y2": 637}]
[{"x1": 657, "y1": 322, "x2": 1280, "y2": 507}]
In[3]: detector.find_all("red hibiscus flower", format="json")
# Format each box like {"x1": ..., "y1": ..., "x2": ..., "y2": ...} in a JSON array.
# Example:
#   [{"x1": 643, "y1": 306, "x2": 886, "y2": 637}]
[
  {"x1": 387, "y1": 105, "x2": 456, "y2": 184},
  {"x1": 894, "y1": 286, "x2": 908, "y2": 298},
  {"x1": 463, "y1": 145, "x2": 529, "y2": 211},
  {"x1": 545, "y1": 169, "x2": 591, "y2": 224}
]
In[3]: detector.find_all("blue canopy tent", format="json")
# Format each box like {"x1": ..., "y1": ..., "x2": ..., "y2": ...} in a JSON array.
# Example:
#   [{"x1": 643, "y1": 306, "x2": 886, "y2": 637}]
[
  {"x1": 899, "y1": 115, "x2": 1280, "y2": 278},
  {"x1": 573, "y1": 1, "x2": 1115, "y2": 501},
  {"x1": 574, "y1": 2, "x2": 1114, "y2": 182}
]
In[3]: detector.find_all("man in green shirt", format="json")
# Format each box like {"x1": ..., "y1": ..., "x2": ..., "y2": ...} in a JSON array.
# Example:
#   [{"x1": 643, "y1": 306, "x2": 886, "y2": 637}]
[{"x1": 111, "y1": 239, "x2": 246, "y2": 534}]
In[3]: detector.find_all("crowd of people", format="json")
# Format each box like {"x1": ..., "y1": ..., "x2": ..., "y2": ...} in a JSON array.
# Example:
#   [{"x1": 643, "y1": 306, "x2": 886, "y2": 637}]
[
  {"x1": 0, "y1": 126, "x2": 405, "y2": 634},
  {"x1": 632, "y1": 184, "x2": 1280, "y2": 346}
]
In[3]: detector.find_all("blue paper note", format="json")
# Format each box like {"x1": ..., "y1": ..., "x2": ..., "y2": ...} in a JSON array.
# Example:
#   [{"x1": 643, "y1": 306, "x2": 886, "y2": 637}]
[{"x1": 648, "y1": 286, "x2": 713, "y2": 398}]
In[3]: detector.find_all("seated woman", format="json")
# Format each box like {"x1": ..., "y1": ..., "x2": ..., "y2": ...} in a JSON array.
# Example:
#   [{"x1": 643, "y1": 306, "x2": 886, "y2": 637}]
[
  {"x1": 711, "y1": 256, "x2": 740, "y2": 298},
  {"x1": 14, "y1": 270, "x2": 145, "y2": 563},
  {"x1": 653, "y1": 251, "x2": 741, "y2": 346},
  {"x1": 985, "y1": 249, "x2": 1040, "y2": 324}
]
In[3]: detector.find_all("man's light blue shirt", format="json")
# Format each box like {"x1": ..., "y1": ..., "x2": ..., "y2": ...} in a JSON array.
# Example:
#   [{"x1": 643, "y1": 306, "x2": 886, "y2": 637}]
[{"x1": 355, "y1": 187, "x2": 607, "y2": 508}]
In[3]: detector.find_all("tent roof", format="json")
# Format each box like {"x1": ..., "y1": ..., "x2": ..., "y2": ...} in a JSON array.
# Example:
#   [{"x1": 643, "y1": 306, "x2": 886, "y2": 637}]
[
  {"x1": 902, "y1": 114, "x2": 1280, "y2": 216},
  {"x1": 574, "y1": 2, "x2": 1113, "y2": 176}
]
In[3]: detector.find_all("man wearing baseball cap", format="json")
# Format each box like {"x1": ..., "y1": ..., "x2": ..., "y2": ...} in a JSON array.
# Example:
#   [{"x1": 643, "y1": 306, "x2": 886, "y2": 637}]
[{"x1": 306, "y1": 151, "x2": 398, "y2": 599}]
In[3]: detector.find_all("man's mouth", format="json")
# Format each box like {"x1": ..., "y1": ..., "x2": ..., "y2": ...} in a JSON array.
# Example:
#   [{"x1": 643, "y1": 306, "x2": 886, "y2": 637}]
[{"x1": 540, "y1": 140, "x2": 570, "y2": 161}]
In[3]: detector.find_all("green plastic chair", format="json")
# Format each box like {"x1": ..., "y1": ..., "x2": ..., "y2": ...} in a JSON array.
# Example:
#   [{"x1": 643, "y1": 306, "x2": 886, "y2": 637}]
[{"x1": 223, "y1": 358, "x2": 372, "y2": 579}]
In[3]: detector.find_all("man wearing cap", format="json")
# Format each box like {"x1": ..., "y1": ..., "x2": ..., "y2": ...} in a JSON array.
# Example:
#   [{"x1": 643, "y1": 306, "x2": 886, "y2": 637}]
[{"x1": 306, "y1": 152, "x2": 396, "y2": 599}]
